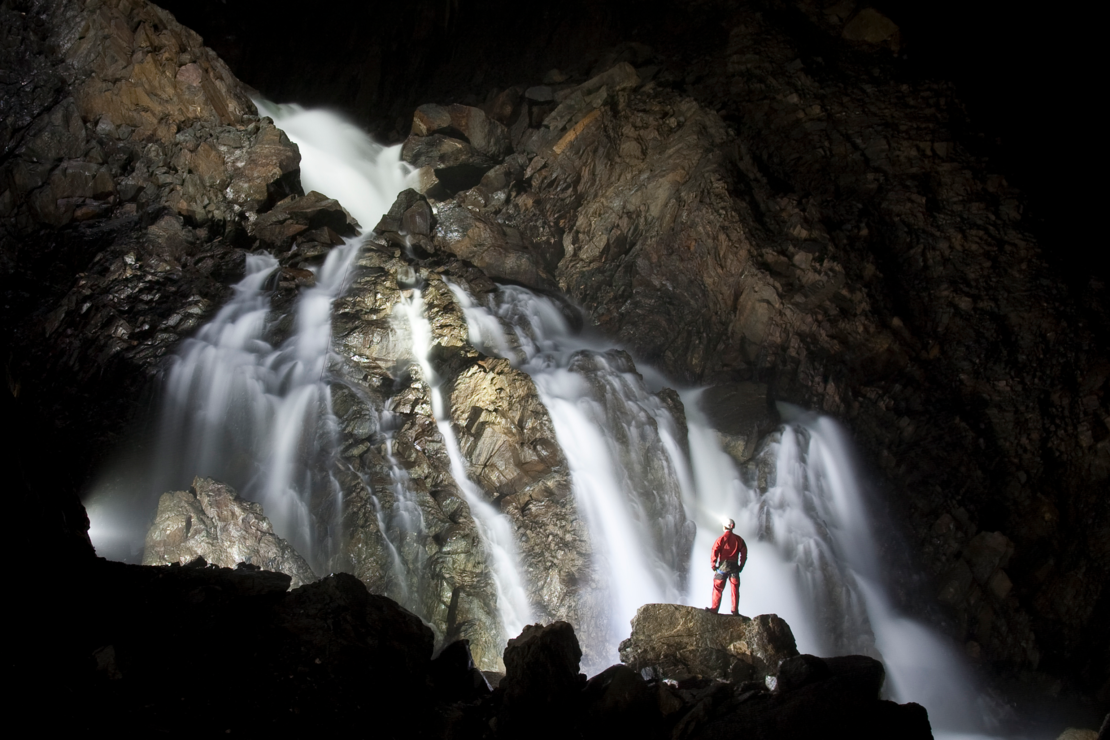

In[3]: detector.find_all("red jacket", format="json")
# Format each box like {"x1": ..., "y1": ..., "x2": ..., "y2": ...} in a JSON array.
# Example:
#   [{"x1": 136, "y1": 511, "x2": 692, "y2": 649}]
[{"x1": 711, "y1": 531, "x2": 747, "y2": 571}]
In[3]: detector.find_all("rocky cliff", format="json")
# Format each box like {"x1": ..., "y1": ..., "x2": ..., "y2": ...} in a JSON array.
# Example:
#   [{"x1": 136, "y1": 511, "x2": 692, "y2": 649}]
[
  {"x1": 395, "y1": 46, "x2": 1107, "y2": 702},
  {"x1": 2, "y1": 0, "x2": 303, "y2": 565},
  {"x1": 3, "y1": 0, "x2": 1106, "y2": 719}
]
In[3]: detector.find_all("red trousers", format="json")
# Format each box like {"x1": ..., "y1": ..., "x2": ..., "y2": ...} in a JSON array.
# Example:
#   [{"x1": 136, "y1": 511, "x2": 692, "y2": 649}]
[{"x1": 711, "y1": 573, "x2": 739, "y2": 612}]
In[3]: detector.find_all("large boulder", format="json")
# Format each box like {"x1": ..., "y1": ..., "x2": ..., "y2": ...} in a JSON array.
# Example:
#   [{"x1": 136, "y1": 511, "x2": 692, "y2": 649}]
[
  {"x1": 410, "y1": 103, "x2": 512, "y2": 162},
  {"x1": 42, "y1": 559, "x2": 442, "y2": 735},
  {"x1": 402, "y1": 103, "x2": 511, "y2": 195},
  {"x1": 619, "y1": 604, "x2": 798, "y2": 684},
  {"x1": 498, "y1": 621, "x2": 585, "y2": 738},
  {"x1": 433, "y1": 200, "x2": 557, "y2": 290},
  {"x1": 142, "y1": 477, "x2": 317, "y2": 589},
  {"x1": 501, "y1": 621, "x2": 584, "y2": 705},
  {"x1": 673, "y1": 653, "x2": 932, "y2": 740}
]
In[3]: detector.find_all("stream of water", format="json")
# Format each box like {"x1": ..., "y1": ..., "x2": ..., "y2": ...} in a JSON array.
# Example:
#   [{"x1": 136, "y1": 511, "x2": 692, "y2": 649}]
[
  {"x1": 397, "y1": 285, "x2": 534, "y2": 645},
  {"x1": 85, "y1": 101, "x2": 1000, "y2": 735},
  {"x1": 456, "y1": 284, "x2": 996, "y2": 734}
]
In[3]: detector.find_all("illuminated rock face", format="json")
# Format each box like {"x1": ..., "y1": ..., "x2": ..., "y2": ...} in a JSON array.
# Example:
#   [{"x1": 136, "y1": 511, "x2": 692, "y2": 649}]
[
  {"x1": 619, "y1": 604, "x2": 799, "y2": 685},
  {"x1": 2, "y1": 0, "x2": 303, "y2": 564},
  {"x1": 142, "y1": 477, "x2": 317, "y2": 589},
  {"x1": 4, "y1": 0, "x2": 1107, "y2": 711}
]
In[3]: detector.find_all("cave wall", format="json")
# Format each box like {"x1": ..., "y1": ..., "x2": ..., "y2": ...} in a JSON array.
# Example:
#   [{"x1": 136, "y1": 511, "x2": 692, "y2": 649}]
[
  {"x1": 2, "y1": 0, "x2": 1106, "y2": 705},
  {"x1": 1, "y1": 0, "x2": 302, "y2": 565}
]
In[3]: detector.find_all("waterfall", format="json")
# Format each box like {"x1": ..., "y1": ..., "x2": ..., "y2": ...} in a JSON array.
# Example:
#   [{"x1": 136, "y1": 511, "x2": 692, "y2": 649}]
[
  {"x1": 81, "y1": 92, "x2": 998, "y2": 732},
  {"x1": 683, "y1": 396, "x2": 992, "y2": 735},
  {"x1": 252, "y1": 100, "x2": 411, "y2": 230},
  {"x1": 86, "y1": 101, "x2": 412, "y2": 570},
  {"x1": 450, "y1": 283, "x2": 694, "y2": 670},
  {"x1": 455, "y1": 282, "x2": 994, "y2": 733},
  {"x1": 396, "y1": 284, "x2": 534, "y2": 644}
]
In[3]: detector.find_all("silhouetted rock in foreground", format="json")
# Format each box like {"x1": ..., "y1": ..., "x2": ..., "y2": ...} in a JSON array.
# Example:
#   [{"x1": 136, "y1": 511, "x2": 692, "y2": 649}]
[
  {"x1": 616, "y1": 604, "x2": 932, "y2": 740},
  {"x1": 21, "y1": 557, "x2": 931, "y2": 739},
  {"x1": 498, "y1": 621, "x2": 586, "y2": 737},
  {"x1": 671, "y1": 653, "x2": 932, "y2": 740},
  {"x1": 33, "y1": 559, "x2": 437, "y2": 735}
]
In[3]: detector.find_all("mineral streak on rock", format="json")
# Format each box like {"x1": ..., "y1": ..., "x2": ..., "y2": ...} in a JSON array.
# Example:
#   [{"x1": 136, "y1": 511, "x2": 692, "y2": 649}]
[{"x1": 142, "y1": 477, "x2": 317, "y2": 589}]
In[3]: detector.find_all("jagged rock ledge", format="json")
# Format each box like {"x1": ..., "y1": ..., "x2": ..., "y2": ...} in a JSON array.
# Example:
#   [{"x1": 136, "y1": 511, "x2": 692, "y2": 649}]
[{"x1": 30, "y1": 559, "x2": 932, "y2": 739}]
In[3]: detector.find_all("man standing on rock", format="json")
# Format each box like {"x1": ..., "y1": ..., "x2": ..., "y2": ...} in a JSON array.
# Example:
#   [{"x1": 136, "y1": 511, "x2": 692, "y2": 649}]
[{"x1": 706, "y1": 518, "x2": 747, "y2": 615}]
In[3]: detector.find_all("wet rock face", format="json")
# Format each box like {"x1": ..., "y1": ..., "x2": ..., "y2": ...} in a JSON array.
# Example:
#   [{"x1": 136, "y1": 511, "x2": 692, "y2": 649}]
[
  {"x1": 500, "y1": 72, "x2": 754, "y2": 381},
  {"x1": 2, "y1": 0, "x2": 302, "y2": 563},
  {"x1": 320, "y1": 191, "x2": 632, "y2": 672},
  {"x1": 325, "y1": 216, "x2": 577, "y2": 671},
  {"x1": 326, "y1": 239, "x2": 504, "y2": 669},
  {"x1": 619, "y1": 603, "x2": 799, "y2": 685},
  {"x1": 447, "y1": 355, "x2": 592, "y2": 633},
  {"x1": 400, "y1": 21, "x2": 1107, "y2": 691},
  {"x1": 432, "y1": 199, "x2": 557, "y2": 289},
  {"x1": 698, "y1": 383, "x2": 780, "y2": 463},
  {"x1": 142, "y1": 477, "x2": 317, "y2": 588}
]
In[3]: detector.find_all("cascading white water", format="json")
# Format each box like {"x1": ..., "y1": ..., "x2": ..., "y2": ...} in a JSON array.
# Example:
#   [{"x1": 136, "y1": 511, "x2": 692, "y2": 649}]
[
  {"x1": 454, "y1": 281, "x2": 996, "y2": 733},
  {"x1": 450, "y1": 283, "x2": 694, "y2": 669},
  {"x1": 86, "y1": 101, "x2": 413, "y2": 569},
  {"x1": 79, "y1": 91, "x2": 1004, "y2": 733},
  {"x1": 253, "y1": 100, "x2": 411, "y2": 230},
  {"x1": 680, "y1": 392, "x2": 824, "y2": 650},
  {"x1": 397, "y1": 285, "x2": 534, "y2": 642},
  {"x1": 791, "y1": 412, "x2": 991, "y2": 736},
  {"x1": 683, "y1": 395, "x2": 992, "y2": 735}
]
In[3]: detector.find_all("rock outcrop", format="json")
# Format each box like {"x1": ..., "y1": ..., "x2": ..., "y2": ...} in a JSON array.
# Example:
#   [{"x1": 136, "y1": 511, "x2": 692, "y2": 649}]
[
  {"x1": 325, "y1": 239, "x2": 508, "y2": 669},
  {"x1": 671, "y1": 653, "x2": 932, "y2": 740},
  {"x1": 323, "y1": 200, "x2": 613, "y2": 670},
  {"x1": 5, "y1": 0, "x2": 1106, "y2": 717},
  {"x1": 613, "y1": 604, "x2": 930, "y2": 740},
  {"x1": 619, "y1": 604, "x2": 799, "y2": 685},
  {"x1": 498, "y1": 621, "x2": 586, "y2": 737},
  {"x1": 697, "y1": 382, "x2": 780, "y2": 463},
  {"x1": 3, "y1": 0, "x2": 303, "y2": 568},
  {"x1": 393, "y1": 42, "x2": 1108, "y2": 701},
  {"x1": 16, "y1": 556, "x2": 933, "y2": 739},
  {"x1": 142, "y1": 477, "x2": 316, "y2": 588},
  {"x1": 35, "y1": 559, "x2": 439, "y2": 736}
]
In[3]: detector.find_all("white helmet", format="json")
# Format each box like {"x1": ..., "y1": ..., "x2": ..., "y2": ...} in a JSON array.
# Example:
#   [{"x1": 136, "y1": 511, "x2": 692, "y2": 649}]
[{"x1": 723, "y1": 519, "x2": 735, "y2": 531}]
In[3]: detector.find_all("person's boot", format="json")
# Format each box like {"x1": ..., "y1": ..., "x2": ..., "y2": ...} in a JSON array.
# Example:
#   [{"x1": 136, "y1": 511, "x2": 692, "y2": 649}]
[
  {"x1": 703, "y1": 607, "x2": 717, "y2": 613},
  {"x1": 730, "y1": 610, "x2": 740, "y2": 616}
]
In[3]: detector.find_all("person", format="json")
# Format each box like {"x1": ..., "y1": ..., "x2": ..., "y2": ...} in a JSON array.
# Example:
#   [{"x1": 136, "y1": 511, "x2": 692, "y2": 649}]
[{"x1": 705, "y1": 518, "x2": 747, "y2": 615}]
